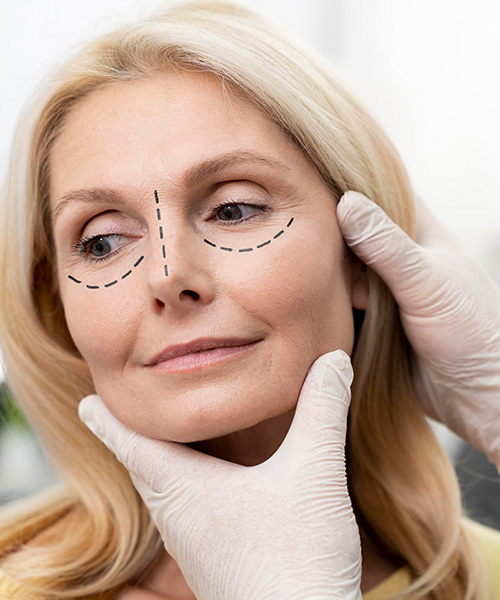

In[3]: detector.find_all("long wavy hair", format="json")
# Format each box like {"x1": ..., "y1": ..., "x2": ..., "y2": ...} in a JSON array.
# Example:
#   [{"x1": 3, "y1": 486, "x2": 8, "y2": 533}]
[{"x1": 0, "y1": 1, "x2": 488, "y2": 598}]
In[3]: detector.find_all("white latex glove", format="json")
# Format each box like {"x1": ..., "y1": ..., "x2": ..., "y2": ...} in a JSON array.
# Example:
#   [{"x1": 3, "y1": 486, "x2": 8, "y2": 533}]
[
  {"x1": 337, "y1": 191, "x2": 500, "y2": 466},
  {"x1": 79, "y1": 350, "x2": 362, "y2": 600}
]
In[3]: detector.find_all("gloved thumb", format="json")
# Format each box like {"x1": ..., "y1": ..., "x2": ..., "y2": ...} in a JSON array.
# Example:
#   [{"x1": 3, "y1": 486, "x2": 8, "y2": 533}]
[{"x1": 277, "y1": 350, "x2": 353, "y2": 459}]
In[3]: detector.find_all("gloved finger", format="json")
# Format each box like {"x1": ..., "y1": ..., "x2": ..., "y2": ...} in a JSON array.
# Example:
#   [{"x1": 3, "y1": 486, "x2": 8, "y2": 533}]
[
  {"x1": 336, "y1": 191, "x2": 428, "y2": 294},
  {"x1": 274, "y1": 350, "x2": 353, "y2": 461},
  {"x1": 78, "y1": 395, "x2": 219, "y2": 493}
]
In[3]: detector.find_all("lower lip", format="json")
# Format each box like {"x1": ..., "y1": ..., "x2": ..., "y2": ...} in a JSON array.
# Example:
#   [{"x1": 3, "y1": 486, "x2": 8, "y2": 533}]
[{"x1": 149, "y1": 341, "x2": 261, "y2": 373}]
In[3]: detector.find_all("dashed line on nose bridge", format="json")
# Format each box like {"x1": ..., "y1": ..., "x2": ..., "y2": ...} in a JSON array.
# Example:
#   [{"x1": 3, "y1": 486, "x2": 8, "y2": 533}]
[
  {"x1": 154, "y1": 190, "x2": 169, "y2": 277},
  {"x1": 68, "y1": 194, "x2": 294, "y2": 289}
]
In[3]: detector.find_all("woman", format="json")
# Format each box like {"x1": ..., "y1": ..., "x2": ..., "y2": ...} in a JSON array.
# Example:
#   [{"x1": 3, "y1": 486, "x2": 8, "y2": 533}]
[{"x1": 0, "y1": 1, "x2": 499, "y2": 598}]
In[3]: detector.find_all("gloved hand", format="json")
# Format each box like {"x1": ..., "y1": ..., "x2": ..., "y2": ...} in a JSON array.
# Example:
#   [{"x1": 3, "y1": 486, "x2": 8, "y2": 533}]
[
  {"x1": 337, "y1": 191, "x2": 500, "y2": 466},
  {"x1": 79, "y1": 350, "x2": 362, "y2": 600}
]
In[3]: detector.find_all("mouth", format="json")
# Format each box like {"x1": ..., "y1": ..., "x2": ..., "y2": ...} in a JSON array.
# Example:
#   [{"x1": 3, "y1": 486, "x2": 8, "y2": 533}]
[{"x1": 147, "y1": 337, "x2": 262, "y2": 372}]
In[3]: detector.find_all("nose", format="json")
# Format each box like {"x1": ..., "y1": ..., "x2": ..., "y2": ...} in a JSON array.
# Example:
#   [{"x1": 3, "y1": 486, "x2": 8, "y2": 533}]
[{"x1": 146, "y1": 221, "x2": 216, "y2": 314}]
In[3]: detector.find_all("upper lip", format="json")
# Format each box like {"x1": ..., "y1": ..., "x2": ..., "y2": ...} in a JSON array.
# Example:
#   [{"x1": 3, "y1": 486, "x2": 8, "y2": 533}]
[{"x1": 147, "y1": 337, "x2": 261, "y2": 366}]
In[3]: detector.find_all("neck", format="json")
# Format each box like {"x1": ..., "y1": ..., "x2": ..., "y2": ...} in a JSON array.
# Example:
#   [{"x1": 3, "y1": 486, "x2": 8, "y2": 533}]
[{"x1": 190, "y1": 409, "x2": 295, "y2": 466}]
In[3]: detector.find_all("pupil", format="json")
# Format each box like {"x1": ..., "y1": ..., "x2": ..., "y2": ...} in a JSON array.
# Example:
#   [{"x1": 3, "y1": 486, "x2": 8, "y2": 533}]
[
  {"x1": 220, "y1": 204, "x2": 242, "y2": 220},
  {"x1": 90, "y1": 238, "x2": 110, "y2": 256}
]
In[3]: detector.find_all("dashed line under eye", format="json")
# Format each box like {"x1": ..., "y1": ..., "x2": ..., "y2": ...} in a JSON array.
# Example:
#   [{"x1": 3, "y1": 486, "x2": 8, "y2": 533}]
[{"x1": 203, "y1": 216, "x2": 294, "y2": 253}]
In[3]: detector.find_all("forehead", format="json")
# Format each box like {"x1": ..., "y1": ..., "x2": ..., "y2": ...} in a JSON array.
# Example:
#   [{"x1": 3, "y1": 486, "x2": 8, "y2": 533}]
[{"x1": 49, "y1": 70, "x2": 303, "y2": 200}]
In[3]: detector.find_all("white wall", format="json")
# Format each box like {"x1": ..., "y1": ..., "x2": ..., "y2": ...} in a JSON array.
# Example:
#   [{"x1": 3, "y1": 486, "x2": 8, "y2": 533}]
[{"x1": 329, "y1": 0, "x2": 500, "y2": 274}]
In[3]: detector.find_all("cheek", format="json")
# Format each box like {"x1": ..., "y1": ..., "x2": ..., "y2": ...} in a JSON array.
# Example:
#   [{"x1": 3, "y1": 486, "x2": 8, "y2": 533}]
[
  {"x1": 61, "y1": 284, "x2": 139, "y2": 371},
  {"x1": 218, "y1": 228, "x2": 354, "y2": 355}
]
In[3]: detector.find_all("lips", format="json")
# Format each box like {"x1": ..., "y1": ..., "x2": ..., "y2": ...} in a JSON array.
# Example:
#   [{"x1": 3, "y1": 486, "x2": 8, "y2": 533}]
[{"x1": 147, "y1": 337, "x2": 261, "y2": 366}]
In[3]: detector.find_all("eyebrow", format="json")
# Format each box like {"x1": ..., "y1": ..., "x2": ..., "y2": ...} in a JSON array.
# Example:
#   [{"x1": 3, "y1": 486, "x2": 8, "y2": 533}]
[
  {"x1": 52, "y1": 188, "x2": 123, "y2": 224},
  {"x1": 51, "y1": 151, "x2": 291, "y2": 225}
]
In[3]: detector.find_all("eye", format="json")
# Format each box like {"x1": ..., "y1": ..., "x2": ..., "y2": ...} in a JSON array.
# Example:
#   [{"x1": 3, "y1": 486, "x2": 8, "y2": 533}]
[
  {"x1": 73, "y1": 233, "x2": 131, "y2": 262},
  {"x1": 214, "y1": 203, "x2": 266, "y2": 223}
]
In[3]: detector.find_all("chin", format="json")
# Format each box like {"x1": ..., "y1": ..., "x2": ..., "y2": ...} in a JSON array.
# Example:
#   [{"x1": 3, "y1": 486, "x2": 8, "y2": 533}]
[{"x1": 160, "y1": 407, "x2": 274, "y2": 443}]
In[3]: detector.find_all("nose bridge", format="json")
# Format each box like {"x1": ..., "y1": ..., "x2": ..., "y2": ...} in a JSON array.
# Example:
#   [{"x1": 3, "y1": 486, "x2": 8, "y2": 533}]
[
  {"x1": 153, "y1": 189, "x2": 170, "y2": 279},
  {"x1": 146, "y1": 190, "x2": 213, "y2": 305},
  {"x1": 150, "y1": 189, "x2": 200, "y2": 281}
]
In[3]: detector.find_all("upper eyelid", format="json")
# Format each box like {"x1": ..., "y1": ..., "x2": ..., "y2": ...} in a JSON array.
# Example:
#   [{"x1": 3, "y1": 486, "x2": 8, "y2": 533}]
[
  {"x1": 65, "y1": 190, "x2": 270, "y2": 239},
  {"x1": 76, "y1": 211, "x2": 147, "y2": 240}
]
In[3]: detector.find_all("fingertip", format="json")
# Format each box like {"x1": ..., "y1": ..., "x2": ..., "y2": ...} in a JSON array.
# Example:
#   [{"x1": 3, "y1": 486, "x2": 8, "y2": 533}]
[
  {"x1": 339, "y1": 190, "x2": 371, "y2": 204},
  {"x1": 311, "y1": 350, "x2": 354, "y2": 391},
  {"x1": 337, "y1": 190, "x2": 372, "y2": 214},
  {"x1": 77, "y1": 394, "x2": 123, "y2": 458},
  {"x1": 78, "y1": 394, "x2": 104, "y2": 424},
  {"x1": 313, "y1": 348, "x2": 351, "y2": 371}
]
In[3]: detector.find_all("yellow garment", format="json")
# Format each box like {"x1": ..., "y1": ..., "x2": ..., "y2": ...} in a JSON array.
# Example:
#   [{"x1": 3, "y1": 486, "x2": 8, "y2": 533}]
[
  {"x1": 1, "y1": 520, "x2": 500, "y2": 598},
  {"x1": 364, "y1": 520, "x2": 500, "y2": 599}
]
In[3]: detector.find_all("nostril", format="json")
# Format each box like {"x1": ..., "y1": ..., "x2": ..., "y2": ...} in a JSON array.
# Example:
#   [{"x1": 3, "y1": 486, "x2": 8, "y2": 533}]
[{"x1": 181, "y1": 289, "x2": 200, "y2": 300}]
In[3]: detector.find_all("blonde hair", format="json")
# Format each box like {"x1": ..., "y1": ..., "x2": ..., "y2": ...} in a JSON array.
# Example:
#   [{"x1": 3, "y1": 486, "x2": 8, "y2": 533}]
[{"x1": 0, "y1": 1, "x2": 488, "y2": 598}]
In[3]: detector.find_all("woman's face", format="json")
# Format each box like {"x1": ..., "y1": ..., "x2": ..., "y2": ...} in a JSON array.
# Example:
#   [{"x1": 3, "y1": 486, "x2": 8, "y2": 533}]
[{"x1": 50, "y1": 70, "x2": 359, "y2": 443}]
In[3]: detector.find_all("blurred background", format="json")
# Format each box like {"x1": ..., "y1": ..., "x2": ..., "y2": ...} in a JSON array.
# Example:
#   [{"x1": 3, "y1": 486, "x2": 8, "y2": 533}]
[{"x1": 1, "y1": 0, "x2": 499, "y2": 523}]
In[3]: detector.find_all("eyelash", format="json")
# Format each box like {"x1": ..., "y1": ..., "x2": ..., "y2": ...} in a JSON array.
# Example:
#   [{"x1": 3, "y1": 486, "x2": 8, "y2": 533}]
[
  {"x1": 72, "y1": 235, "x2": 118, "y2": 264},
  {"x1": 208, "y1": 201, "x2": 268, "y2": 225},
  {"x1": 73, "y1": 202, "x2": 268, "y2": 263}
]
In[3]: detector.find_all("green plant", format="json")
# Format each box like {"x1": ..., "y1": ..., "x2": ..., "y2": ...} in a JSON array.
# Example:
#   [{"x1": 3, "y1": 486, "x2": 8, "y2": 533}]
[{"x1": 0, "y1": 383, "x2": 29, "y2": 430}]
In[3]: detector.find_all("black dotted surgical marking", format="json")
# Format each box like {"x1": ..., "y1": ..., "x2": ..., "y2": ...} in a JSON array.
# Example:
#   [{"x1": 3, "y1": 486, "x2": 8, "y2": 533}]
[
  {"x1": 66, "y1": 187, "x2": 155, "y2": 291},
  {"x1": 203, "y1": 218, "x2": 294, "y2": 254},
  {"x1": 154, "y1": 190, "x2": 169, "y2": 277},
  {"x1": 134, "y1": 255, "x2": 145, "y2": 268}
]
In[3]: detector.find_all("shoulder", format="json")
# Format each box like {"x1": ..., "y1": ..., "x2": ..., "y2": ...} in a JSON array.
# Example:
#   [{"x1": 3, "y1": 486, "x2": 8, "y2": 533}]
[
  {"x1": 466, "y1": 518, "x2": 500, "y2": 556},
  {"x1": 465, "y1": 519, "x2": 500, "y2": 597}
]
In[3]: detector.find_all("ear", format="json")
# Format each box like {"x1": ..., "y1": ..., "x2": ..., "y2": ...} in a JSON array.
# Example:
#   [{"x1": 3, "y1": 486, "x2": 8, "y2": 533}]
[{"x1": 347, "y1": 252, "x2": 369, "y2": 310}]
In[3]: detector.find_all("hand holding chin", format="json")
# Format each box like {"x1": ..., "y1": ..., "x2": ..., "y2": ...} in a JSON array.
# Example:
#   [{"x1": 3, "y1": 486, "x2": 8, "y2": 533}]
[{"x1": 79, "y1": 349, "x2": 362, "y2": 600}]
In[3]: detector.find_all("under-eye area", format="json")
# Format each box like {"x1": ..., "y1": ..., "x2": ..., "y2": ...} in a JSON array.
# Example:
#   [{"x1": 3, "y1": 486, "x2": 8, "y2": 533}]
[
  {"x1": 203, "y1": 217, "x2": 294, "y2": 253},
  {"x1": 67, "y1": 188, "x2": 293, "y2": 288},
  {"x1": 67, "y1": 255, "x2": 145, "y2": 289},
  {"x1": 68, "y1": 190, "x2": 167, "y2": 289}
]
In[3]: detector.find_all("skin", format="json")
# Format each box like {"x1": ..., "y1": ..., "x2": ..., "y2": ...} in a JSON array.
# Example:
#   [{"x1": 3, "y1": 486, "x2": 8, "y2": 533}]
[
  {"x1": 50, "y1": 71, "x2": 359, "y2": 453},
  {"x1": 49, "y1": 70, "x2": 394, "y2": 596}
]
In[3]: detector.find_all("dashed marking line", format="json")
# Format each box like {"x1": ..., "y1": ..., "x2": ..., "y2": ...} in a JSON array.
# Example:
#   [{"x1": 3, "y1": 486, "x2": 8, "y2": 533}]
[{"x1": 203, "y1": 218, "x2": 294, "y2": 253}]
